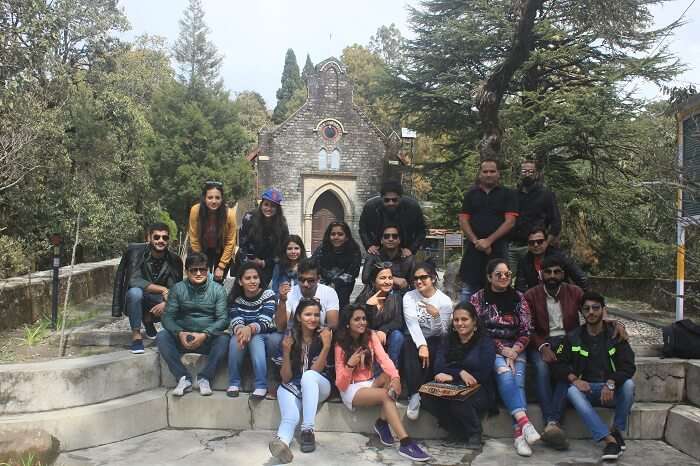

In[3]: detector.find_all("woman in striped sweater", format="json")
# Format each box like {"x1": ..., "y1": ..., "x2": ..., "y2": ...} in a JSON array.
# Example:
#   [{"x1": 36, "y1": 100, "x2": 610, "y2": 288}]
[{"x1": 227, "y1": 262, "x2": 282, "y2": 399}]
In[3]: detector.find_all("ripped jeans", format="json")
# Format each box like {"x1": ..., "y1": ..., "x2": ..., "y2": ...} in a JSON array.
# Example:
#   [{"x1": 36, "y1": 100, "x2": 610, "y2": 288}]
[{"x1": 494, "y1": 353, "x2": 528, "y2": 417}]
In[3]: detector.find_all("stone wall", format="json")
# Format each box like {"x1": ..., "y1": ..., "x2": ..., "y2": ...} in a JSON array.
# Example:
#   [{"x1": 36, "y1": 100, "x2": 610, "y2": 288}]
[
  {"x1": 0, "y1": 258, "x2": 119, "y2": 331},
  {"x1": 588, "y1": 276, "x2": 699, "y2": 314}
]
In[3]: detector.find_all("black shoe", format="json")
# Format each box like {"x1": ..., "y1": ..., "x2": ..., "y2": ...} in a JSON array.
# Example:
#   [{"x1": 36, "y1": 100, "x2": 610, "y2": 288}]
[
  {"x1": 602, "y1": 441, "x2": 621, "y2": 461},
  {"x1": 465, "y1": 433, "x2": 482, "y2": 450},
  {"x1": 611, "y1": 428, "x2": 626, "y2": 451},
  {"x1": 144, "y1": 321, "x2": 157, "y2": 339},
  {"x1": 300, "y1": 429, "x2": 316, "y2": 453}
]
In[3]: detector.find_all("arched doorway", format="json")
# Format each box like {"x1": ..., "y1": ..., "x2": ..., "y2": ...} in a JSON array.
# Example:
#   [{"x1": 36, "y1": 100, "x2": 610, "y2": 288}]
[{"x1": 311, "y1": 190, "x2": 344, "y2": 251}]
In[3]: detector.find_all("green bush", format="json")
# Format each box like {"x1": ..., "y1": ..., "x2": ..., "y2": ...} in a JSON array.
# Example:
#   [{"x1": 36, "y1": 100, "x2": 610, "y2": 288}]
[{"x1": 0, "y1": 235, "x2": 29, "y2": 279}]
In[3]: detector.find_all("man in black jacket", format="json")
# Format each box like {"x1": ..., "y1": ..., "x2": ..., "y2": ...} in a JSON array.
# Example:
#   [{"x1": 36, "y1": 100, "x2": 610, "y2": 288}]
[
  {"x1": 508, "y1": 161, "x2": 561, "y2": 276},
  {"x1": 111, "y1": 223, "x2": 183, "y2": 354},
  {"x1": 362, "y1": 224, "x2": 415, "y2": 295},
  {"x1": 553, "y1": 291, "x2": 636, "y2": 461},
  {"x1": 515, "y1": 227, "x2": 588, "y2": 292},
  {"x1": 359, "y1": 180, "x2": 426, "y2": 256}
]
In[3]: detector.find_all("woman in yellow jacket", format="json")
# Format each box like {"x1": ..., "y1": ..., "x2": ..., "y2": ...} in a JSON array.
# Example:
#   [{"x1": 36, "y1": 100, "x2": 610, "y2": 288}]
[{"x1": 188, "y1": 181, "x2": 237, "y2": 283}]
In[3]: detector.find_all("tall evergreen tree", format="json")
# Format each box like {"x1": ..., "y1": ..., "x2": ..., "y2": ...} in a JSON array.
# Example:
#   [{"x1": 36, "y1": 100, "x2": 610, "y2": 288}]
[
  {"x1": 272, "y1": 49, "x2": 303, "y2": 123},
  {"x1": 302, "y1": 53, "x2": 315, "y2": 82},
  {"x1": 173, "y1": 0, "x2": 223, "y2": 91}
]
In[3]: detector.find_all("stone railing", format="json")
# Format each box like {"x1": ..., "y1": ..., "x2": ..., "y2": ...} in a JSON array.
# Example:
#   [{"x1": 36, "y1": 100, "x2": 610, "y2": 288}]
[{"x1": 0, "y1": 258, "x2": 119, "y2": 331}]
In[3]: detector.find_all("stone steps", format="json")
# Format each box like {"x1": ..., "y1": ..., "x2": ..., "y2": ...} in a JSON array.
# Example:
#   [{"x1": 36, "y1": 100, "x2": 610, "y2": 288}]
[
  {"x1": 0, "y1": 350, "x2": 161, "y2": 414},
  {"x1": 666, "y1": 404, "x2": 700, "y2": 461},
  {"x1": 0, "y1": 389, "x2": 167, "y2": 451}
]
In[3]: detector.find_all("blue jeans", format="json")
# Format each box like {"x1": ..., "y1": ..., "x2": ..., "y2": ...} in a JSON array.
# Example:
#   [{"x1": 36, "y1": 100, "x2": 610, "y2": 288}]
[
  {"x1": 125, "y1": 287, "x2": 163, "y2": 330},
  {"x1": 156, "y1": 330, "x2": 230, "y2": 381},
  {"x1": 228, "y1": 331, "x2": 283, "y2": 389},
  {"x1": 528, "y1": 348, "x2": 568, "y2": 423},
  {"x1": 459, "y1": 286, "x2": 476, "y2": 304},
  {"x1": 386, "y1": 329, "x2": 404, "y2": 370},
  {"x1": 276, "y1": 371, "x2": 331, "y2": 445},
  {"x1": 494, "y1": 353, "x2": 528, "y2": 417},
  {"x1": 567, "y1": 379, "x2": 635, "y2": 441}
]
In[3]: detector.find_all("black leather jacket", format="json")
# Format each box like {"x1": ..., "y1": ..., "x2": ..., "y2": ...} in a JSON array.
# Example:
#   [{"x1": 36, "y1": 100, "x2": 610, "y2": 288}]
[
  {"x1": 515, "y1": 246, "x2": 588, "y2": 293},
  {"x1": 111, "y1": 243, "x2": 183, "y2": 317},
  {"x1": 358, "y1": 195, "x2": 427, "y2": 253}
]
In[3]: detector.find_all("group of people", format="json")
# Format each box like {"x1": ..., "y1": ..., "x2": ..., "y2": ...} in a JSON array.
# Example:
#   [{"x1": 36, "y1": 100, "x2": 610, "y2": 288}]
[{"x1": 112, "y1": 168, "x2": 636, "y2": 463}]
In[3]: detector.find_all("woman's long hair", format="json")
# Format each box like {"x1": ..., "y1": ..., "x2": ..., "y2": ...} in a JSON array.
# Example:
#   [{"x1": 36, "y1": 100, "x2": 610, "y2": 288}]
[
  {"x1": 197, "y1": 183, "x2": 229, "y2": 252},
  {"x1": 334, "y1": 304, "x2": 373, "y2": 369},
  {"x1": 445, "y1": 301, "x2": 484, "y2": 363},
  {"x1": 228, "y1": 262, "x2": 263, "y2": 304},
  {"x1": 319, "y1": 221, "x2": 360, "y2": 255},
  {"x1": 279, "y1": 235, "x2": 306, "y2": 270},
  {"x1": 247, "y1": 201, "x2": 288, "y2": 257},
  {"x1": 290, "y1": 298, "x2": 323, "y2": 374}
]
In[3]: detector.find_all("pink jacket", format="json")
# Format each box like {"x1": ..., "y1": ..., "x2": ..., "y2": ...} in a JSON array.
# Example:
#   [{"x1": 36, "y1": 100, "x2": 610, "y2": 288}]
[{"x1": 335, "y1": 331, "x2": 399, "y2": 392}]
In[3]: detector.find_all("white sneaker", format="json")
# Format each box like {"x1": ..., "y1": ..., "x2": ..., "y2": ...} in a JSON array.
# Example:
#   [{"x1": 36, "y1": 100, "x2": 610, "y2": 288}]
[
  {"x1": 522, "y1": 422, "x2": 541, "y2": 444},
  {"x1": 198, "y1": 378, "x2": 212, "y2": 396},
  {"x1": 406, "y1": 393, "x2": 421, "y2": 420},
  {"x1": 514, "y1": 434, "x2": 532, "y2": 457},
  {"x1": 173, "y1": 376, "x2": 192, "y2": 397}
]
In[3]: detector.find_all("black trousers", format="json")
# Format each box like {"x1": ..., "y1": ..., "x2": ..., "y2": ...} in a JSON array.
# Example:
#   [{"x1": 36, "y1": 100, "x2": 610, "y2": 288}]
[
  {"x1": 422, "y1": 387, "x2": 489, "y2": 439},
  {"x1": 402, "y1": 335, "x2": 441, "y2": 396},
  {"x1": 458, "y1": 239, "x2": 508, "y2": 292}
]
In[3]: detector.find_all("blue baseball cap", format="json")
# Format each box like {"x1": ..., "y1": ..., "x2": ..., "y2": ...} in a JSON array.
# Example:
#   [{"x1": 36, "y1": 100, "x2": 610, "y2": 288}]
[{"x1": 261, "y1": 188, "x2": 284, "y2": 205}]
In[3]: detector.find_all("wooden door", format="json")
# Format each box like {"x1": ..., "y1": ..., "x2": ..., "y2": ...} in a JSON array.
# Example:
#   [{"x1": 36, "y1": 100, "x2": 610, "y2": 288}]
[{"x1": 311, "y1": 191, "x2": 344, "y2": 252}]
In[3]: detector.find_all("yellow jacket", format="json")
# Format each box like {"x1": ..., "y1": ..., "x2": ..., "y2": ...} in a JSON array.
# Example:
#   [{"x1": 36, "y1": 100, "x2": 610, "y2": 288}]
[{"x1": 188, "y1": 203, "x2": 238, "y2": 270}]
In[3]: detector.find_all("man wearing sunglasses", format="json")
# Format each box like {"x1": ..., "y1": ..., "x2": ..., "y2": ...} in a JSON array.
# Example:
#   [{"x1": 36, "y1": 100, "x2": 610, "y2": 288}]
[
  {"x1": 552, "y1": 291, "x2": 636, "y2": 461},
  {"x1": 359, "y1": 180, "x2": 426, "y2": 257},
  {"x1": 508, "y1": 161, "x2": 561, "y2": 277},
  {"x1": 157, "y1": 252, "x2": 230, "y2": 397},
  {"x1": 361, "y1": 224, "x2": 415, "y2": 294},
  {"x1": 515, "y1": 227, "x2": 588, "y2": 293},
  {"x1": 112, "y1": 222, "x2": 183, "y2": 354}
]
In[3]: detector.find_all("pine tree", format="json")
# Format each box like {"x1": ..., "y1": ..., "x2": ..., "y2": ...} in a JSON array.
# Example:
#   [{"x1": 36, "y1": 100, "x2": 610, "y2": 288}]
[
  {"x1": 272, "y1": 49, "x2": 303, "y2": 124},
  {"x1": 302, "y1": 54, "x2": 315, "y2": 83},
  {"x1": 173, "y1": 0, "x2": 223, "y2": 91}
]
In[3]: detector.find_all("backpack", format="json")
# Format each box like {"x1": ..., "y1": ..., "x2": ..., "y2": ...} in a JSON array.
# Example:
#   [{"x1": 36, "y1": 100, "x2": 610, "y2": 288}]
[{"x1": 662, "y1": 318, "x2": 700, "y2": 358}]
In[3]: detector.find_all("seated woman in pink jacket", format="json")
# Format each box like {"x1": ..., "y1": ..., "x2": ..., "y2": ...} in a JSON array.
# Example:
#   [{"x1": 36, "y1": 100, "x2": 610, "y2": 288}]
[{"x1": 334, "y1": 304, "x2": 430, "y2": 462}]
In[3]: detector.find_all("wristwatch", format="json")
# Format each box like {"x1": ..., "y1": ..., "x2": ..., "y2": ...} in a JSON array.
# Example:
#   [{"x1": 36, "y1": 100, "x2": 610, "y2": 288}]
[{"x1": 606, "y1": 381, "x2": 616, "y2": 390}]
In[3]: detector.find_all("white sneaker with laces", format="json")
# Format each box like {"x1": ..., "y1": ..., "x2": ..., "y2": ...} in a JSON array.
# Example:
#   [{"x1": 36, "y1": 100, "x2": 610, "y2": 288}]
[
  {"x1": 173, "y1": 376, "x2": 192, "y2": 397},
  {"x1": 522, "y1": 422, "x2": 541, "y2": 444},
  {"x1": 198, "y1": 378, "x2": 212, "y2": 396},
  {"x1": 406, "y1": 393, "x2": 421, "y2": 420},
  {"x1": 514, "y1": 434, "x2": 532, "y2": 457}
]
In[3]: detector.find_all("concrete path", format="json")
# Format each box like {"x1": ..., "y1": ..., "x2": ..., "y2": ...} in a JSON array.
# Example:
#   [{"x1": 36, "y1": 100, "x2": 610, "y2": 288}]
[{"x1": 56, "y1": 429, "x2": 699, "y2": 466}]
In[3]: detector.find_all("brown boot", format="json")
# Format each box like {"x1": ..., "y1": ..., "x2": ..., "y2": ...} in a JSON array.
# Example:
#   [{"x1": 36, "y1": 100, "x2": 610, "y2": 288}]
[{"x1": 541, "y1": 421, "x2": 569, "y2": 450}]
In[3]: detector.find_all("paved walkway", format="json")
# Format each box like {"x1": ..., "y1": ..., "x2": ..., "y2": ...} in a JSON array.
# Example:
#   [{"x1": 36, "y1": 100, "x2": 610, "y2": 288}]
[{"x1": 57, "y1": 429, "x2": 699, "y2": 466}]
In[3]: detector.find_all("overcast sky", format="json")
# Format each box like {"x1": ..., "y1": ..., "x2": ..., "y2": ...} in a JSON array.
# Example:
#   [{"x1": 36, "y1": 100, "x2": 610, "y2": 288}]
[{"x1": 118, "y1": 0, "x2": 700, "y2": 108}]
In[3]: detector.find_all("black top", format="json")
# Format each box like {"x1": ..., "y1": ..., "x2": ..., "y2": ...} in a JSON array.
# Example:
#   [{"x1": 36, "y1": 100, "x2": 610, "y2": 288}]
[
  {"x1": 312, "y1": 242, "x2": 362, "y2": 288},
  {"x1": 515, "y1": 246, "x2": 589, "y2": 293},
  {"x1": 355, "y1": 288, "x2": 405, "y2": 334},
  {"x1": 510, "y1": 183, "x2": 561, "y2": 244},
  {"x1": 359, "y1": 195, "x2": 427, "y2": 253},
  {"x1": 580, "y1": 330, "x2": 608, "y2": 383},
  {"x1": 461, "y1": 185, "x2": 519, "y2": 239}
]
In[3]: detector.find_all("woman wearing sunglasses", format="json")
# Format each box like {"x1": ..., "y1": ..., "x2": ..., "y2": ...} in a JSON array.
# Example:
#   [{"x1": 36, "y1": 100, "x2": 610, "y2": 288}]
[
  {"x1": 401, "y1": 261, "x2": 453, "y2": 420},
  {"x1": 470, "y1": 258, "x2": 540, "y2": 457},
  {"x1": 311, "y1": 221, "x2": 361, "y2": 309},
  {"x1": 355, "y1": 262, "x2": 405, "y2": 369},
  {"x1": 188, "y1": 181, "x2": 237, "y2": 283}
]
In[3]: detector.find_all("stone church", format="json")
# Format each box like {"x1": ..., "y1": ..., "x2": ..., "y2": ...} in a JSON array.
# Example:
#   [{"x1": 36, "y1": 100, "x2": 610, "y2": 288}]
[{"x1": 247, "y1": 57, "x2": 401, "y2": 251}]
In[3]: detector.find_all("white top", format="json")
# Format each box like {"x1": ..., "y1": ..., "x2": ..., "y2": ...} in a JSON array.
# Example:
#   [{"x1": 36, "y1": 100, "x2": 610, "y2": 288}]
[
  {"x1": 403, "y1": 288, "x2": 453, "y2": 348},
  {"x1": 286, "y1": 283, "x2": 340, "y2": 327}
]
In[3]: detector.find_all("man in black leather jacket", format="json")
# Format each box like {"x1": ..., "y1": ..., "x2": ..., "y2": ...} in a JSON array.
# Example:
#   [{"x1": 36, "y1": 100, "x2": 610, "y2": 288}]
[
  {"x1": 111, "y1": 222, "x2": 183, "y2": 353},
  {"x1": 359, "y1": 180, "x2": 426, "y2": 257}
]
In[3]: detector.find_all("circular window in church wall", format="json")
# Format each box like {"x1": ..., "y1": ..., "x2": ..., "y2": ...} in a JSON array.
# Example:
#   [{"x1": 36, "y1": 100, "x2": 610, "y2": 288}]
[{"x1": 318, "y1": 119, "x2": 343, "y2": 144}]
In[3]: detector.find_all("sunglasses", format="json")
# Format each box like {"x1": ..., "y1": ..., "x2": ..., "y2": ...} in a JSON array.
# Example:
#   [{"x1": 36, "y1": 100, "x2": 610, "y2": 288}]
[
  {"x1": 582, "y1": 304, "x2": 602, "y2": 312},
  {"x1": 204, "y1": 180, "x2": 223, "y2": 187},
  {"x1": 413, "y1": 274, "x2": 431, "y2": 281},
  {"x1": 188, "y1": 267, "x2": 208, "y2": 275},
  {"x1": 382, "y1": 233, "x2": 399, "y2": 239},
  {"x1": 383, "y1": 197, "x2": 400, "y2": 204},
  {"x1": 528, "y1": 239, "x2": 546, "y2": 246},
  {"x1": 299, "y1": 277, "x2": 318, "y2": 284},
  {"x1": 152, "y1": 234, "x2": 169, "y2": 241},
  {"x1": 374, "y1": 261, "x2": 393, "y2": 269},
  {"x1": 493, "y1": 271, "x2": 512, "y2": 279}
]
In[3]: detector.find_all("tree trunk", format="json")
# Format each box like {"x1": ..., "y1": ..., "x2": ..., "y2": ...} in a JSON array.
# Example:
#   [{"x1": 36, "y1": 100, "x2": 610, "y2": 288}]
[{"x1": 476, "y1": 0, "x2": 543, "y2": 161}]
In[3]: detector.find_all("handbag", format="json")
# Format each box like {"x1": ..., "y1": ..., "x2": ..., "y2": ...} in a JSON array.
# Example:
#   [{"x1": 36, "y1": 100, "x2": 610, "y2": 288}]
[{"x1": 418, "y1": 381, "x2": 480, "y2": 401}]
